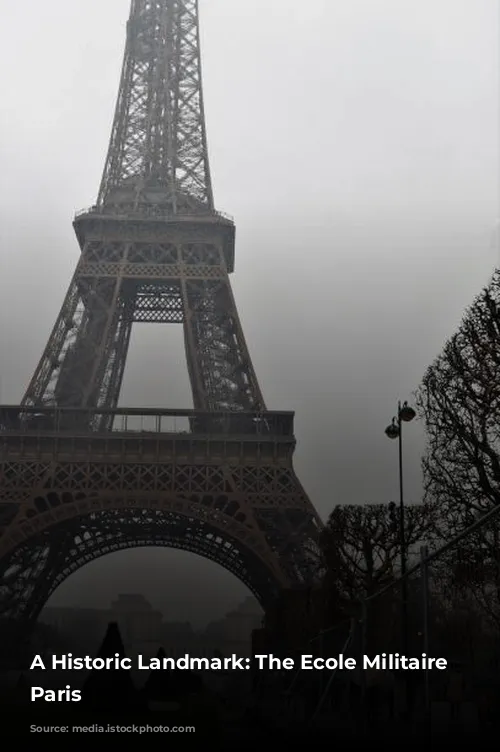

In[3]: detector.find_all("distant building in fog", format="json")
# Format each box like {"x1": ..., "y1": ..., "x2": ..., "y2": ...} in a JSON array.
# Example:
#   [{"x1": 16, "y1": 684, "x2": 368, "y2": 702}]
[
  {"x1": 111, "y1": 594, "x2": 163, "y2": 658},
  {"x1": 40, "y1": 594, "x2": 263, "y2": 659},
  {"x1": 40, "y1": 606, "x2": 110, "y2": 653},
  {"x1": 205, "y1": 596, "x2": 263, "y2": 657}
]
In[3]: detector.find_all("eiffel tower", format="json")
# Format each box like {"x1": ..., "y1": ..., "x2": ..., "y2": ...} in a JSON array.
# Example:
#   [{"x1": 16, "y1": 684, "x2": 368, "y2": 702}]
[{"x1": 0, "y1": 0, "x2": 322, "y2": 631}]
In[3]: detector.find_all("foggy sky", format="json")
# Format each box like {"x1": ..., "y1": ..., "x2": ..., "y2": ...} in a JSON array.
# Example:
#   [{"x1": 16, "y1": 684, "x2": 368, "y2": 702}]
[{"x1": 0, "y1": 0, "x2": 498, "y2": 626}]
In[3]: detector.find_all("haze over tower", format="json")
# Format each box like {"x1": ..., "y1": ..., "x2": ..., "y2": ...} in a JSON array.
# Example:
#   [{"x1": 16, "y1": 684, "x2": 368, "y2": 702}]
[
  {"x1": 0, "y1": 0, "x2": 322, "y2": 647},
  {"x1": 97, "y1": 0, "x2": 215, "y2": 217}
]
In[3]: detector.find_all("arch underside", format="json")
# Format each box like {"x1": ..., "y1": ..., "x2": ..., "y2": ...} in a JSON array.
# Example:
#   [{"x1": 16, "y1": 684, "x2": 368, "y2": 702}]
[{"x1": 0, "y1": 508, "x2": 283, "y2": 624}]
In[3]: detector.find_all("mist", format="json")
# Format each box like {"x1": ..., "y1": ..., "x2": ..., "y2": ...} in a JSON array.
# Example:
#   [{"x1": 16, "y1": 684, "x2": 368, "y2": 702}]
[{"x1": 0, "y1": 0, "x2": 497, "y2": 625}]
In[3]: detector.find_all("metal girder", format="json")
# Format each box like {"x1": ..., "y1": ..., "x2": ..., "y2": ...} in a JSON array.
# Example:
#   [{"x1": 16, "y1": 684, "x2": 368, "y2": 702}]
[
  {"x1": 1, "y1": 0, "x2": 324, "y2": 630},
  {"x1": 22, "y1": 220, "x2": 264, "y2": 413},
  {"x1": 0, "y1": 511, "x2": 282, "y2": 624},
  {"x1": 98, "y1": 0, "x2": 213, "y2": 216},
  {"x1": 0, "y1": 410, "x2": 323, "y2": 623}
]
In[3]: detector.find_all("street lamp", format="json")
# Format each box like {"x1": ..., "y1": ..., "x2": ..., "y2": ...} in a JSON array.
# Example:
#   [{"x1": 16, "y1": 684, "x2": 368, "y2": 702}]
[{"x1": 385, "y1": 400, "x2": 416, "y2": 654}]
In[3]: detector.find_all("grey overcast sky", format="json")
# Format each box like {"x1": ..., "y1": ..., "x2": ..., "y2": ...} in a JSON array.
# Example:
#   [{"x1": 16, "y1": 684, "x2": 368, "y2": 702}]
[{"x1": 0, "y1": 0, "x2": 498, "y2": 626}]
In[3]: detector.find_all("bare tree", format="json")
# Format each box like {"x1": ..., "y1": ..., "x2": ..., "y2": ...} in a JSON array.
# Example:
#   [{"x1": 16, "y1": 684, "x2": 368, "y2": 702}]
[
  {"x1": 417, "y1": 270, "x2": 500, "y2": 525},
  {"x1": 319, "y1": 503, "x2": 435, "y2": 654},
  {"x1": 320, "y1": 503, "x2": 435, "y2": 602},
  {"x1": 417, "y1": 269, "x2": 500, "y2": 627}
]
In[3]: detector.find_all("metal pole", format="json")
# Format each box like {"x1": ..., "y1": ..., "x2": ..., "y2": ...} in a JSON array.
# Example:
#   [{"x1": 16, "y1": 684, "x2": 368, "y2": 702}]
[
  {"x1": 318, "y1": 629, "x2": 325, "y2": 698},
  {"x1": 366, "y1": 501, "x2": 500, "y2": 606},
  {"x1": 360, "y1": 599, "x2": 367, "y2": 721},
  {"x1": 311, "y1": 620, "x2": 355, "y2": 722},
  {"x1": 420, "y1": 545, "x2": 430, "y2": 719},
  {"x1": 398, "y1": 401, "x2": 408, "y2": 655}
]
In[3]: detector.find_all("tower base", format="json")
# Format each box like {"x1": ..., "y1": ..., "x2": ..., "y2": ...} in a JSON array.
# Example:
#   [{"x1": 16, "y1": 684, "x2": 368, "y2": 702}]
[{"x1": 0, "y1": 406, "x2": 322, "y2": 631}]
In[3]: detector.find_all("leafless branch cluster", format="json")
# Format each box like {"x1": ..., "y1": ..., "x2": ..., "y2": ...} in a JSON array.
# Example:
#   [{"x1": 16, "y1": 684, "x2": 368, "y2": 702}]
[
  {"x1": 320, "y1": 502, "x2": 435, "y2": 602},
  {"x1": 319, "y1": 273, "x2": 500, "y2": 634},
  {"x1": 416, "y1": 269, "x2": 500, "y2": 627},
  {"x1": 417, "y1": 269, "x2": 500, "y2": 523}
]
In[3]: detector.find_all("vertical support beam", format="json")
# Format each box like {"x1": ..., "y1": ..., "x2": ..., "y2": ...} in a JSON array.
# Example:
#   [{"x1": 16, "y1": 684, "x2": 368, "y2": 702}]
[
  {"x1": 183, "y1": 274, "x2": 265, "y2": 411},
  {"x1": 22, "y1": 272, "x2": 82, "y2": 407},
  {"x1": 181, "y1": 275, "x2": 208, "y2": 410},
  {"x1": 420, "y1": 545, "x2": 430, "y2": 718},
  {"x1": 80, "y1": 278, "x2": 124, "y2": 408},
  {"x1": 360, "y1": 598, "x2": 367, "y2": 723}
]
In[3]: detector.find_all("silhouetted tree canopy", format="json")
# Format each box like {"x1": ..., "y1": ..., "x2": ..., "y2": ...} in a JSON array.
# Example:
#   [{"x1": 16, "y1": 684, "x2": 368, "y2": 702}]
[
  {"x1": 318, "y1": 504, "x2": 435, "y2": 650},
  {"x1": 417, "y1": 270, "x2": 500, "y2": 627},
  {"x1": 320, "y1": 503, "x2": 435, "y2": 602},
  {"x1": 417, "y1": 271, "x2": 500, "y2": 524}
]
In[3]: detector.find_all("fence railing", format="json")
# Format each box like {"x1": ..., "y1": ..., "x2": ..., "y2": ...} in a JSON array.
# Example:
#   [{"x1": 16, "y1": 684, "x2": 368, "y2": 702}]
[
  {"x1": 0, "y1": 405, "x2": 295, "y2": 438},
  {"x1": 280, "y1": 502, "x2": 500, "y2": 735},
  {"x1": 74, "y1": 205, "x2": 234, "y2": 223}
]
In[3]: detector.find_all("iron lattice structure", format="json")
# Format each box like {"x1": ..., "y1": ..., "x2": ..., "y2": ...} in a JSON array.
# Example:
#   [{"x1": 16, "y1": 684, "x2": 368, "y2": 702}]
[{"x1": 0, "y1": 0, "x2": 322, "y2": 629}]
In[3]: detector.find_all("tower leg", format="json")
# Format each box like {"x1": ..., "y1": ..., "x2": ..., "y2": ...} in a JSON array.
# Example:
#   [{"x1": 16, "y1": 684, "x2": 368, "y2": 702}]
[
  {"x1": 23, "y1": 265, "x2": 130, "y2": 416},
  {"x1": 183, "y1": 277, "x2": 265, "y2": 411}
]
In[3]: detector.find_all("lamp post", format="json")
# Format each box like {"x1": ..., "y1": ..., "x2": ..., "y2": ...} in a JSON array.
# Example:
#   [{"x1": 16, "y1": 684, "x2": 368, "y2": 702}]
[{"x1": 385, "y1": 400, "x2": 416, "y2": 654}]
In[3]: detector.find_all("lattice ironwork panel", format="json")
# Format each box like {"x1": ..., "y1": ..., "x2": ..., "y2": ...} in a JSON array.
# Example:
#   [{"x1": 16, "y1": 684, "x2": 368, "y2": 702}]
[
  {"x1": 0, "y1": 509, "x2": 283, "y2": 624},
  {"x1": 77, "y1": 262, "x2": 226, "y2": 279},
  {"x1": 0, "y1": 448, "x2": 323, "y2": 622},
  {"x1": 97, "y1": 0, "x2": 213, "y2": 216}
]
